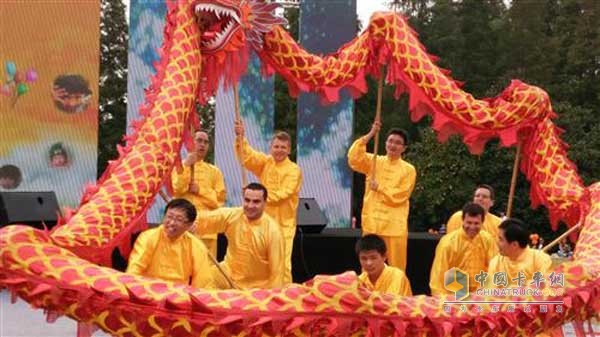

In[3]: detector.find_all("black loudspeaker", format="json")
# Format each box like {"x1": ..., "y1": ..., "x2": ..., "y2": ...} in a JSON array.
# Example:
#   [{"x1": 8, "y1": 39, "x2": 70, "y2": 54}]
[
  {"x1": 0, "y1": 191, "x2": 61, "y2": 230},
  {"x1": 296, "y1": 198, "x2": 327, "y2": 234}
]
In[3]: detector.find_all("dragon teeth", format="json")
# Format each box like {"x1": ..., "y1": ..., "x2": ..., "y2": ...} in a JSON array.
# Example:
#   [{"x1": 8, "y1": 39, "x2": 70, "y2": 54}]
[{"x1": 194, "y1": 3, "x2": 239, "y2": 23}]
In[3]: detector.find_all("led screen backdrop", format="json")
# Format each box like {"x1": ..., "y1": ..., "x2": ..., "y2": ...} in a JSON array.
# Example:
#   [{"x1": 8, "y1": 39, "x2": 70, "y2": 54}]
[
  {"x1": 128, "y1": 2, "x2": 274, "y2": 216},
  {"x1": 0, "y1": 1, "x2": 100, "y2": 207},
  {"x1": 297, "y1": 0, "x2": 357, "y2": 227},
  {"x1": 127, "y1": 0, "x2": 168, "y2": 223},
  {"x1": 215, "y1": 52, "x2": 274, "y2": 206}
]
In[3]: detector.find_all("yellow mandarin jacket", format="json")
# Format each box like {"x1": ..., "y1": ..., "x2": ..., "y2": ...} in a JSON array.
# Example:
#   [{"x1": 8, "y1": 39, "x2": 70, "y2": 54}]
[
  {"x1": 171, "y1": 160, "x2": 226, "y2": 241},
  {"x1": 126, "y1": 226, "x2": 214, "y2": 289},
  {"x1": 348, "y1": 137, "x2": 416, "y2": 236},
  {"x1": 358, "y1": 264, "x2": 412, "y2": 296},
  {"x1": 430, "y1": 229, "x2": 498, "y2": 295},
  {"x1": 487, "y1": 247, "x2": 553, "y2": 285},
  {"x1": 446, "y1": 210, "x2": 502, "y2": 239},
  {"x1": 236, "y1": 139, "x2": 302, "y2": 237},
  {"x1": 195, "y1": 207, "x2": 285, "y2": 289}
]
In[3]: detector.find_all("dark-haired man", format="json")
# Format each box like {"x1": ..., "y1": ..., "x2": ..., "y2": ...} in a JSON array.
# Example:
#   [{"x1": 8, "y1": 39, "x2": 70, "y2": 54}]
[
  {"x1": 446, "y1": 185, "x2": 502, "y2": 238},
  {"x1": 487, "y1": 218, "x2": 552, "y2": 282},
  {"x1": 430, "y1": 203, "x2": 497, "y2": 295},
  {"x1": 348, "y1": 121, "x2": 416, "y2": 270},
  {"x1": 234, "y1": 121, "x2": 302, "y2": 284},
  {"x1": 127, "y1": 198, "x2": 214, "y2": 288},
  {"x1": 356, "y1": 234, "x2": 412, "y2": 295},
  {"x1": 195, "y1": 183, "x2": 285, "y2": 289}
]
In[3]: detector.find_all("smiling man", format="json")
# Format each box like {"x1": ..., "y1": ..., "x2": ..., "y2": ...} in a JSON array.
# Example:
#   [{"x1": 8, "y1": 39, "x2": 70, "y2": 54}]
[
  {"x1": 195, "y1": 183, "x2": 285, "y2": 289},
  {"x1": 126, "y1": 199, "x2": 214, "y2": 289},
  {"x1": 429, "y1": 203, "x2": 497, "y2": 295},
  {"x1": 348, "y1": 121, "x2": 416, "y2": 270},
  {"x1": 446, "y1": 185, "x2": 502, "y2": 238},
  {"x1": 234, "y1": 120, "x2": 302, "y2": 285},
  {"x1": 487, "y1": 218, "x2": 552, "y2": 283}
]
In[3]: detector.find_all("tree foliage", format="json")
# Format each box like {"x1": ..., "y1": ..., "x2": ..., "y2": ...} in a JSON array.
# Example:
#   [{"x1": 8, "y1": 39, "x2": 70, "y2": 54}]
[
  {"x1": 98, "y1": 0, "x2": 128, "y2": 177},
  {"x1": 97, "y1": 1, "x2": 599, "y2": 242},
  {"x1": 375, "y1": 0, "x2": 600, "y2": 241}
]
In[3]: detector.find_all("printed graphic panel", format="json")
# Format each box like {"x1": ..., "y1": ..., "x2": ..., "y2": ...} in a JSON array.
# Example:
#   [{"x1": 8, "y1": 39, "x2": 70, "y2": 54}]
[
  {"x1": 126, "y1": 0, "x2": 168, "y2": 222},
  {"x1": 215, "y1": 52, "x2": 274, "y2": 206},
  {"x1": 0, "y1": 1, "x2": 101, "y2": 207},
  {"x1": 297, "y1": 0, "x2": 356, "y2": 227}
]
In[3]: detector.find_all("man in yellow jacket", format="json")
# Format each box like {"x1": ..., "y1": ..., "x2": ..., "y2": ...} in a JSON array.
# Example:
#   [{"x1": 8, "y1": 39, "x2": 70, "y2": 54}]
[
  {"x1": 429, "y1": 203, "x2": 497, "y2": 295},
  {"x1": 356, "y1": 234, "x2": 412, "y2": 295},
  {"x1": 195, "y1": 183, "x2": 285, "y2": 289},
  {"x1": 445, "y1": 184, "x2": 502, "y2": 238},
  {"x1": 171, "y1": 130, "x2": 226, "y2": 257},
  {"x1": 487, "y1": 218, "x2": 553, "y2": 283},
  {"x1": 127, "y1": 198, "x2": 214, "y2": 289},
  {"x1": 234, "y1": 120, "x2": 302, "y2": 284},
  {"x1": 348, "y1": 121, "x2": 416, "y2": 270}
]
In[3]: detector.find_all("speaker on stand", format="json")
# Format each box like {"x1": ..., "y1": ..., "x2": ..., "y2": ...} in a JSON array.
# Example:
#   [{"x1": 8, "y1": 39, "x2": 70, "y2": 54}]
[
  {"x1": 0, "y1": 191, "x2": 61, "y2": 230},
  {"x1": 296, "y1": 198, "x2": 327, "y2": 234},
  {"x1": 293, "y1": 197, "x2": 328, "y2": 282}
]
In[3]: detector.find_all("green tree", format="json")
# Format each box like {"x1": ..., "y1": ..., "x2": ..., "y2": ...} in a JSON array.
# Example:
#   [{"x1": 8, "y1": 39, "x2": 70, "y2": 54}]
[
  {"x1": 98, "y1": 0, "x2": 128, "y2": 177},
  {"x1": 274, "y1": 7, "x2": 299, "y2": 160},
  {"x1": 347, "y1": 0, "x2": 600, "y2": 241}
]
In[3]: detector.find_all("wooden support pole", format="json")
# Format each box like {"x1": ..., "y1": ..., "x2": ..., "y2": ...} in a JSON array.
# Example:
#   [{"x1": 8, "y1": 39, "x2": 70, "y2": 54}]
[
  {"x1": 542, "y1": 223, "x2": 582, "y2": 253},
  {"x1": 233, "y1": 83, "x2": 248, "y2": 187},
  {"x1": 206, "y1": 251, "x2": 239, "y2": 289},
  {"x1": 370, "y1": 69, "x2": 385, "y2": 180},
  {"x1": 506, "y1": 141, "x2": 522, "y2": 218}
]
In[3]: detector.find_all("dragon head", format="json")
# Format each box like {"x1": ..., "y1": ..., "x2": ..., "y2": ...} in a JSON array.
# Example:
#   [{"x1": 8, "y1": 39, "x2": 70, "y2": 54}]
[{"x1": 192, "y1": 0, "x2": 286, "y2": 98}]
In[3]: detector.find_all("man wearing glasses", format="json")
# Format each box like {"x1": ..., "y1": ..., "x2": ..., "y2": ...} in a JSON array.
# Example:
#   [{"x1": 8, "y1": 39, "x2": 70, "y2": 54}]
[
  {"x1": 348, "y1": 121, "x2": 417, "y2": 271},
  {"x1": 127, "y1": 199, "x2": 214, "y2": 288}
]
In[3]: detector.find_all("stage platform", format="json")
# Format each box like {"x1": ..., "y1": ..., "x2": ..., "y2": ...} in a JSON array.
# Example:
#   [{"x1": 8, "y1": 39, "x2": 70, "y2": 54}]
[
  {"x1": 218, "y1": 228, "x2": 442, "y2": 295},
  {"x1": 114, "y1": 226, "x2": 441, "y2": 295}
]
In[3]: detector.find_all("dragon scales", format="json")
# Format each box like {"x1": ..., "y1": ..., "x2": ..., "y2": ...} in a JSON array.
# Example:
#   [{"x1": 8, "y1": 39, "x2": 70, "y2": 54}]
[{"x1": 0, "y1": 1, "x2": 598, "y2": 336}]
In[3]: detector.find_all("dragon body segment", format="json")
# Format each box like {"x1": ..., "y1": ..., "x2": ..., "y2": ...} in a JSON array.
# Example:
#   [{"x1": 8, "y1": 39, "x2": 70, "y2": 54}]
[
  {"x1": 0, "y1": 1, "x2": 597, "y2": 336},
  {"x1": 49, "y1": 2, "x2": 202, "y2": 266}
]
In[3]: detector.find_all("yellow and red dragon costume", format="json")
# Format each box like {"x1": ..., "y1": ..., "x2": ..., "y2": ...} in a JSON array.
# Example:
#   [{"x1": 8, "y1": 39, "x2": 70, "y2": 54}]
[{"x1": 1, "y1": 1, "x2": 598, "y2": 336}]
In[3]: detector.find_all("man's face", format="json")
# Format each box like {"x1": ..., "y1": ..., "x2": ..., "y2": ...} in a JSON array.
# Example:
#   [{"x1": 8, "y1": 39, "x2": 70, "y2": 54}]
[
  {"x1": 385, "y1": 134, "x2": 405, "y2": 159},
  {"x1": 358, "y1": 249, "x2": 386, "y2": 279},
  {"x1": 497, "y1": 229, "x2": 518, "y2": 257},
  {"x1": 473, "y1": 187, "x2": 493, "y2": 212},
  {"x1": 462, "y1": 213, "x2": 483, "y2": 239},
  {"x1": 194, "y1": 131, "x2": 210, "y2": 159},
  {"x1": 163, "y1": 207, "x2": 193, "y2": 240},
  {"x1": 243, "y1": 188, "x2": 266, "y2": 220},
  {"x1": 64, "y1": 93, "x2": 86, "y2": 107},
  {"x1": 270, "y1": 138, "x2": 290, "y2": 163},
  {"x1": 62, "y1": 92, "x2": 90, "y2": 112},
  {"x1": 0, "y1": 177, "x2": 16, "y2": 189},
  {"x1": 51, "y1": 154, "x2": 67, "y2": 167}
]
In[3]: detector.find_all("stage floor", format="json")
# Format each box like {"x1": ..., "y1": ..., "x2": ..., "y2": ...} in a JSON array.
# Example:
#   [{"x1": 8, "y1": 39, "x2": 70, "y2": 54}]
[
  {"x1": 0, "y1": 290, "x2": 109, "y2": 337},
  {"x1": 218, "y1": 228, "x2": 442, "y2": 295}
]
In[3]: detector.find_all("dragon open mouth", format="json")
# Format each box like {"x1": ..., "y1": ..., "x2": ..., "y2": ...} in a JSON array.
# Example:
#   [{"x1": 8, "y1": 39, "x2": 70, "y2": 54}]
[{"x1": 195, "y1": 2, "x2": 241, "y2": 52}]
